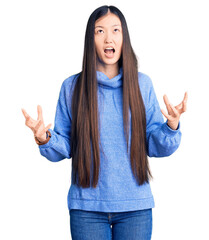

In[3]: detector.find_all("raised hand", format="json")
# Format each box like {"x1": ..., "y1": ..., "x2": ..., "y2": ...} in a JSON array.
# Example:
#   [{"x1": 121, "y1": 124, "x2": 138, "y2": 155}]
[
  {"x1": 161, "y1": 92, "x2": 188, "y2": 130},
  {"x1": 21, "y1": 105, "x2": 52, "y2": 142}
]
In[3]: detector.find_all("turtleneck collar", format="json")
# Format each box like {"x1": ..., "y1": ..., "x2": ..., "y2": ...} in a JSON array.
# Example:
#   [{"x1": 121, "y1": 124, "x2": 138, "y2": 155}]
[{"x1": 96, "y1": 67, "x2": 123, "y2": 89}]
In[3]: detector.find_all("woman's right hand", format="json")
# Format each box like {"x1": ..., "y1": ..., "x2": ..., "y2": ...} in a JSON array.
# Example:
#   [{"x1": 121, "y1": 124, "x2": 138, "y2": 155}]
[{"x1": 21, "y1": 105, "x2": 52, "y2": 142}]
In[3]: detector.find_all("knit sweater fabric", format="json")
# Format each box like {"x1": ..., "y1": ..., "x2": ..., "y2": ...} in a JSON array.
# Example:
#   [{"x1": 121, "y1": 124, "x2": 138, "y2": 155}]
[{"x1": 38, "y1": 67, "x2": 182, "y2": 212}]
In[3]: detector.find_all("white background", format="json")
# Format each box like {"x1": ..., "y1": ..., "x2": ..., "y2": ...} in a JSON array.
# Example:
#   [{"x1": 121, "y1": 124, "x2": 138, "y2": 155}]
[{"x1": 1, "y1": 0, "x2": 209, "y2": 239}]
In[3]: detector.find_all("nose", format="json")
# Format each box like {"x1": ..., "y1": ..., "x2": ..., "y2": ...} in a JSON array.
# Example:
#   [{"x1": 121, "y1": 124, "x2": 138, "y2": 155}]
[{"x1": 104, "y1": 31, "x2": 113, "y2": 43}]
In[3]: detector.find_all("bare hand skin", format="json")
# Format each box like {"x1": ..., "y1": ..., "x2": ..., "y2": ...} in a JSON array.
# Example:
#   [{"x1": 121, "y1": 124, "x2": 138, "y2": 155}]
[
  {"x1": 21, "y1": 105, "x2": 52, "y2": 142},
  {"x1": 161, "y1": 92, "x2": 188, "y2": 130}
]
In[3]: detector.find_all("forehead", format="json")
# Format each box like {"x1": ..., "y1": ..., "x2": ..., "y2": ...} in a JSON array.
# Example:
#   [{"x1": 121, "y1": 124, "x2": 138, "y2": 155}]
[{"x1": 95, "y1": 12, "x2": 121, "y2": 27}]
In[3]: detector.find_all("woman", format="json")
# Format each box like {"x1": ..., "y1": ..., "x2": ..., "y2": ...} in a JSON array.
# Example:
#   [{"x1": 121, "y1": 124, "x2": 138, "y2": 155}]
[{"x1": 22, "y1": 5, "x2": 188, "y2": 240}]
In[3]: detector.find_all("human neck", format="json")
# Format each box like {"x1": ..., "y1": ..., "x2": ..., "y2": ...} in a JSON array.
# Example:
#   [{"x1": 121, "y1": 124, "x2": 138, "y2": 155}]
[{"x1": 97, "y1": 63, "x2": 119, "y2": 79}]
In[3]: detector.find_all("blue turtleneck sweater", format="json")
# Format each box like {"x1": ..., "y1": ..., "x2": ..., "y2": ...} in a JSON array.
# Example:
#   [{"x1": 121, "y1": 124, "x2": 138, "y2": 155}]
[{"x1": 38, "y1": 68, "x2": 182, "y2": 212}]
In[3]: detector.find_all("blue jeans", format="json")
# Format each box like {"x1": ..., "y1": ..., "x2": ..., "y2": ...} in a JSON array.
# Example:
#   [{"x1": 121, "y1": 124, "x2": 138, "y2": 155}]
[{"x1": 69, "y1": 208, "x2": 152, "y2": 240}]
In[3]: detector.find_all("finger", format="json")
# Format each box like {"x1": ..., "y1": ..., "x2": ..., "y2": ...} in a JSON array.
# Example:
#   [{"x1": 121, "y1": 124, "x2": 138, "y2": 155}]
[
  {"x1": 175, "y1": 91, "x2": 188, "y2": 112},
  {"x1": 182, "y1": 102, "x2": 187, "y2": 112},
  {"x1": 163, "y1": 95, "x2": 173, "y2": 114},
  {"x1": 183, "y1": 91, "x2": 188, "y2": 103},
  {"x1": 37, "y1": 105, "x2": 44, "y2": 121},
  {"x1": 178, "y1": 92, "x2": 188, "y2": 113},
  {"x1": 182, "y1": 92, "x2": 188, "y2": 112},
  {"x1": 175, "y1": 102, "x2": 183, "y2": 110},
  {"x1": 33, "y1": 119, "x2": 43, "y2": 133},
  {"x1": 161, "y1": 109, "x2": 172, "y2": 121},
  {"x1": 21, "y1": 108, "x2": 31, "y2": 121},
  {"x1": 45, "y1": 123, "x2": 52, "y2": 131},
  {"x1": 22, "y1": 108, "x2": 36, "y2": 128},
  {"x1": 169, "y1": 104, "x2": 179, "y2": 117},
  {"x1": 35, "y1": 119, "x2": 43, "y2": 130}
]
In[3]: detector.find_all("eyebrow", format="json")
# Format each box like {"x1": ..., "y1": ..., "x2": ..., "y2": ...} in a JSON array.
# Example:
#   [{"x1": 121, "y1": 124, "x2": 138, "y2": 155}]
[{"x1": 95, "y1": 24, "x2": 121, "y2": 29}]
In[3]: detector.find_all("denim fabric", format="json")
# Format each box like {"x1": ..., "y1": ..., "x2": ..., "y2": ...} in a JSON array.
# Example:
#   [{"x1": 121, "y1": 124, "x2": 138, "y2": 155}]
[{"x1": 69, "y1": 208, "x2": 152, "y2": 240}]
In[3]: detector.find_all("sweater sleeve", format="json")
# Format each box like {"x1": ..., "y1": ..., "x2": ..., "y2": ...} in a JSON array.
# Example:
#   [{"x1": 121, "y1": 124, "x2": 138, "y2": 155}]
[
  {"x1": 38, "y1": 80, "x2": 72, "y2": 162},
  {"x1": 144, "y1": 76, "x2": 182, "y2": 157}
]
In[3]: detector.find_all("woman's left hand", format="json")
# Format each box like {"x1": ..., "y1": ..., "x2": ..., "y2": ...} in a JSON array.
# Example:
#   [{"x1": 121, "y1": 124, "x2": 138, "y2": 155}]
[{"x1": 161, "y1": 92, "x2": 188, "y2": 130}]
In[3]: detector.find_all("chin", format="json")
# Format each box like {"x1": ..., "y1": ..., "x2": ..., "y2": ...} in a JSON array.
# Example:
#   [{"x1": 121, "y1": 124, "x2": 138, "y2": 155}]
[
  {"x1": 104, "y1": 60, "x2": 118, "y2": 65},
  {"x1": 96, "y1": 54, "x2": 121, "y2": 67},
  {"x1": 103, "y1": 58, "x2": 120, "y2": 66}
]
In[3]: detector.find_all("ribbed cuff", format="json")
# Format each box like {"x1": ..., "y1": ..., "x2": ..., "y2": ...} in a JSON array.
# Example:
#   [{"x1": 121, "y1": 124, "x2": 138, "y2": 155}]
[{"x1": 161, "y1": 121, "x2": 181, "y2": 136}]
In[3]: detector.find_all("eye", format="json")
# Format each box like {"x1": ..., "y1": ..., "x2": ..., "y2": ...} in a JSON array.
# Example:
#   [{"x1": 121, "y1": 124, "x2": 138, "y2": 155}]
[
  {"x1": 114, "y1": 28, "x2": 120, "y2": 32},
  {"x1": 97, "y1": 29, "x2": 104, "y2": 34}
]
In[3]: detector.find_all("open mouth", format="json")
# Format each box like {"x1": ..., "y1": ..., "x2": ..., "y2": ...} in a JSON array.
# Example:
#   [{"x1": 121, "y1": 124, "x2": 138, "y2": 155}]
[
  {"x1": 104, "y1": 48, "x2": 115, "y2": 58},
  {"x1": 104, "y1": 48, "x2": 115, "y2": 53}
]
